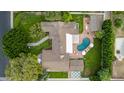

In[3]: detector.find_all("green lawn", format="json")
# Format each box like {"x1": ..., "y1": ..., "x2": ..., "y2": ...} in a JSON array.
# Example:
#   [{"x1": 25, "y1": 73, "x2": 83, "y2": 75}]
[
  {"x1": 83, "y1": 38, "x2": 102, "y2": 77},
  {"x1": 72, "y1": 14, "x2": 84, "y2": 34},
  {"x1": 30, "y1": 40, "x2": 52, "y2": 55},
  {"x1": 14, "y1": 12, "x2": 42, "y2": 29},
  {"x1": 48, "y1": 72, "x2": 68, "y2": 78}
]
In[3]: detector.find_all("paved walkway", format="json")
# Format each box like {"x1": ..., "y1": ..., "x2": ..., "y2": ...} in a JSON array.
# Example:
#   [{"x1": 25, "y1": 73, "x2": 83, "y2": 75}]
[{"x1": 27, "y1": 36, "x2": 49, "y2": 46}]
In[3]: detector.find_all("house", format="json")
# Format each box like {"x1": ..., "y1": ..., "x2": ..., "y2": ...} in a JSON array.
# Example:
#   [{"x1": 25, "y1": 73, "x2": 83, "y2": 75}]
[
  {"x1": 41, "y1": 22, "x2": 84, "y2": 71},
  {"x1": 112, "y1": 37, "x2": 124, "y2": 79},
  {"x1": 115, "y1": 38, "x2": 124, "y2": 61}
]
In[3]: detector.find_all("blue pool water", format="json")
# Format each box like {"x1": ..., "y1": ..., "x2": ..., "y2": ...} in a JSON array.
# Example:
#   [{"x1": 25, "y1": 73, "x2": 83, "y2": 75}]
[{"x1": 77, "y1": 37, "x2": 90, "y2": 51}]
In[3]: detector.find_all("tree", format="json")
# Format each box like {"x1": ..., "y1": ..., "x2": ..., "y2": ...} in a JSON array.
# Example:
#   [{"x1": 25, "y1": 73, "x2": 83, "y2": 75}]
[
  {"x1": 62, "y1": 12, "x2": 73, "y2": 22},
  {"x1": 5, "y1": 53, "x2": 42, "y2": 81},
  {"x1": 114, "y1": 18, "x2": 123, "y2": 28},
  {"x1": 2, "y1": 27, "x2": 31, "y2": 58},
  {"x1": 97, "y1": 68, "x2": 111, "y2": 81}
]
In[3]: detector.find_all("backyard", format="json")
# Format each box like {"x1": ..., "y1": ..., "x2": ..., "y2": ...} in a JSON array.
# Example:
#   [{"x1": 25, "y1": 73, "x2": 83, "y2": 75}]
[{"x1": 83, "y1": 38, "x2": 102, "y2": 77}]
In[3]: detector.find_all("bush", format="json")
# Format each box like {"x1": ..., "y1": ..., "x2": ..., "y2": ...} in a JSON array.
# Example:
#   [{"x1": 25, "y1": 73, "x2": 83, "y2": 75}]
[
  {"x1": 2, "y1": 27, "x2": 31, "y2": 58},
  {"x1": 95, "y1": 31, "x2": 104, "y2": 39},
  {"x1": 5, "y1": 53, "x2": 42, "y2": 80},
  {"x1": 62, "y1": 12, "x2": 73, "y2": 22},
  {"x1": 114, "y1": 18, "x2": 123, "y2": 28},
  {"x1": 97, "y1": 68, "x2": 111, "y2": 81}
]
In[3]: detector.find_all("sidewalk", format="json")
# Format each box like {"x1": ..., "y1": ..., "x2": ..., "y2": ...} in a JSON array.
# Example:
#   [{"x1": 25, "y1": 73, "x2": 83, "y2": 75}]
[{"x1": 27, "y1": 36, "x2": 49, "y2": 46}]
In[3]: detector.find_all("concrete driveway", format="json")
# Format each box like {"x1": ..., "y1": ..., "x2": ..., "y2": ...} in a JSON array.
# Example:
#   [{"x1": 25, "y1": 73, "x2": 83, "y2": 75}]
[
  {"x1": 112, "y1": 60, "x2": 124, "y2": 79},
  {"x1": 0, "y1": 11, "x2": 11, "y2": 77}
]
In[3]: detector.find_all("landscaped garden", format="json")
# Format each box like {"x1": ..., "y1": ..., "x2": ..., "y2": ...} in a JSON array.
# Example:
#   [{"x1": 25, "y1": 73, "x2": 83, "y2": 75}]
[
  {"x1": 48, "y1": 72, "x2": 68, "y2": 78},
  {"x1": 81, "y1": 19, "x2": 115, "y2": 81},
  {"x1": 89, "y1": 20, "x2": 115, "y2": 81},
  {"x1": 83, "y1": 38, "x2": 102, "y2": 77}
]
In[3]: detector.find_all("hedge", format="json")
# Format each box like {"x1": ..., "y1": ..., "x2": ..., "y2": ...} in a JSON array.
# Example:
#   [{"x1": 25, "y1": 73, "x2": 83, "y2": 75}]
[{"x1": 101, "y1": 19, "x2": 115, "y2": 69}]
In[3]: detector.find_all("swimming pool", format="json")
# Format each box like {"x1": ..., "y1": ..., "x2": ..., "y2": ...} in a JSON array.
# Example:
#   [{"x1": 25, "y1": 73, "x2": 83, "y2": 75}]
[{"x1": 77, "y1": 37, "x2": 90, "y2": 51}]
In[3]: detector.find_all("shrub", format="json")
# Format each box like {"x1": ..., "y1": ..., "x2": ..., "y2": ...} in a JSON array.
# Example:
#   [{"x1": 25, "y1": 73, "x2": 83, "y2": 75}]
[
  {"x1": 2, "y1": 27, "x2": 31, "y2": 58},
  {"x1": 5, "y1": 53, "x2": 42, "y2": 80},
  {"x1": 95, "y1": 31, "x2": 104, "y2": 39},
  {"x1": 97, "y1": 68, "x2": 111, "y2": 81},
  {"x1": 62, "y1": 12, "x2": 73, "y2": 22},
  {"x1": 114, "y1": 18, "x2": 123, "y2": 28}
]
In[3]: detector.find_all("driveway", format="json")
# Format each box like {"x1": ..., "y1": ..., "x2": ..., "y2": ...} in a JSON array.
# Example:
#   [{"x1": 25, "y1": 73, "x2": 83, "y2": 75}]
[
  {"x1": 112, "y1": 60, "x2": 124, "y2": 79},
  {"x1": 0, "y1": 11, "x2": 11, "y2": 77}
]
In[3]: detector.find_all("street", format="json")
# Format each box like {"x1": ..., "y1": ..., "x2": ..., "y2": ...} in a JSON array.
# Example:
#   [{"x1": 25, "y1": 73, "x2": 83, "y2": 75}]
[{"x1": 0, "y1": 11, "x2": 11, "y2": 77}]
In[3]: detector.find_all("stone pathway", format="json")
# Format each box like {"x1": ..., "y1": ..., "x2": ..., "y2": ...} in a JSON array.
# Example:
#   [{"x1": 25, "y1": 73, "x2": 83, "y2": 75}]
[{"x1": 27, "y1": 36, "x2": 49, "y2": 46}]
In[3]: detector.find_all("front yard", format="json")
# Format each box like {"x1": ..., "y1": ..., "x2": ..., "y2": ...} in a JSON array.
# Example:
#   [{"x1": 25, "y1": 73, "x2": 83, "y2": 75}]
[
  {"x1": 14, "y1": 12, "x2": 52, "y2": 55},
  {"x1": 83, "y1": 38, "x2": 102, "y2": 77}
]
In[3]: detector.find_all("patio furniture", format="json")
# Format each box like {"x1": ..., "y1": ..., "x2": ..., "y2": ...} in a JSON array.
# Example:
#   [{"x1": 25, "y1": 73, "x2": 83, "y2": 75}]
[
  {"x1": 89, "y1": 43, "x2": 94, "y2": 48},
  {"x1": 82, "y1": 51, "x2": 86, "y2": 55}
]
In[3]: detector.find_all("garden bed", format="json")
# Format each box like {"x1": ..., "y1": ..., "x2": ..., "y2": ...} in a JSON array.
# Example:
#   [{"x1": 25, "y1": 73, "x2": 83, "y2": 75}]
[{"x1": 48, "y1": 72, "x2": 68, "y2": 78}]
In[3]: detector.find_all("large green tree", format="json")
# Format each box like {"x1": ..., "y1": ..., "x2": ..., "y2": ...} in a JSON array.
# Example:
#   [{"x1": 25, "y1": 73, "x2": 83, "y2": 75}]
[
  {"x1": 5, "y1": 53, "x2": 42, "y2": 81},
  {"x1": 2, "y1": 27, "x2": 31, "y2": 58}
]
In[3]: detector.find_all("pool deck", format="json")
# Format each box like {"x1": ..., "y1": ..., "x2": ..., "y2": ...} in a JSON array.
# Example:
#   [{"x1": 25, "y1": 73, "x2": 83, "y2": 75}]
[{"x1": 70, "y1": 17, "x2": 94, "y2": 58}]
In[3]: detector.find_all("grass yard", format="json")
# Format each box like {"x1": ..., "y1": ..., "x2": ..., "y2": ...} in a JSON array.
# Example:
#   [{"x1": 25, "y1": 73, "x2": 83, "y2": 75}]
[
  {"x1": 48, "y1": 72, "x2": 68, "y2": 78},
  {"x1": 14, "y1": 12, "x2": 42, "y2": 29},
  {"x1": 30, "y1": 40, "x2": 52, "y2": 55},
  {"x1": 72, "y1": 14, "x2": 84, "y2": 34},
  {"x1": 83, "y1": 38, "x2": 102, "y2": 77}
]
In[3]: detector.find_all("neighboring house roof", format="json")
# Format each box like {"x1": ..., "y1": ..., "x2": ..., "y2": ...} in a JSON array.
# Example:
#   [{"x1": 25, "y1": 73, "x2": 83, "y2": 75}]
[
  {"x1": 41, "y1": 22, "x2": 83, "y2": 71},
  {"x1": 112, "y1": 37, "x2": 124, "y2": 79},
  {"x1": 88, "y1": 15, "x2": 103, "y2": 32}
]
